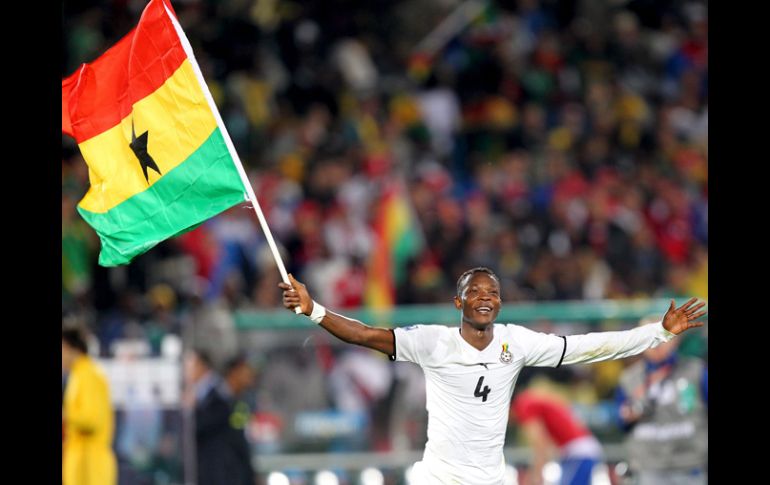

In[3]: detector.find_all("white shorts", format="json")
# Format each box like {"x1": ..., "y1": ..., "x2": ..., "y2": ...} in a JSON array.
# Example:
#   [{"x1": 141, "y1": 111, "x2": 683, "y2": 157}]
[{"x1": 407, "y1": 454, "x2": 506, "y2": 485}]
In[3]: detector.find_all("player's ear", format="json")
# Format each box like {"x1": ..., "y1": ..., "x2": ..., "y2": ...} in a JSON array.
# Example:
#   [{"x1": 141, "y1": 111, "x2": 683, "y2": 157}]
[{"x1": 453, "y1": 295, "x2": 462, "y2": 310}]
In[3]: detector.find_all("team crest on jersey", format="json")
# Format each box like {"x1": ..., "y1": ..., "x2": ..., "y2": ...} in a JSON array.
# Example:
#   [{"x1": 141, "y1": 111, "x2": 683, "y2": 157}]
[{"x1": 500, "y1": 343, "x2": 513, "y2": 363}]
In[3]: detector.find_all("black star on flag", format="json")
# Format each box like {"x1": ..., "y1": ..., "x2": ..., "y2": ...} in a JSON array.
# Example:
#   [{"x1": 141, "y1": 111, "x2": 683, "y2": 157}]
[{"x1": 129, "y1": 119, "x2": 162, "y2": 183}]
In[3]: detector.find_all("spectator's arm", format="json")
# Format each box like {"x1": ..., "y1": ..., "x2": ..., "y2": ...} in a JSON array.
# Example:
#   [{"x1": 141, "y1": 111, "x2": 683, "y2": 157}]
[
  {"x1": 521, "y1": 420, "x2": 552, "y2": 485},
  {"x1": 614, "y1": 387, "x2": 638, "y2": 431}
]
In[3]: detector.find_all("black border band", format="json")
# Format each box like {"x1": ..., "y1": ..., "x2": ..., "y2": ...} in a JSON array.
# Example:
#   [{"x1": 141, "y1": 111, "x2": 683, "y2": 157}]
[
  {"x1": 388, "y1": 328, "x2": 397, "y2": 361},
  {"x1": 556, "y1": 335, "x2": 567, "y2": 367}
]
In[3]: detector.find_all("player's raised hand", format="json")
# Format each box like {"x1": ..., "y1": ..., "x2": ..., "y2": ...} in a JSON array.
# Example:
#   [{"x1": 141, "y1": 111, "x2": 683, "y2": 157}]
[
  {"x1": 661, "y1": 297, "x2": 707, "y2": 335},
  {"x1": 278, "y1": 273, "x2": 313, "y2": 315}
]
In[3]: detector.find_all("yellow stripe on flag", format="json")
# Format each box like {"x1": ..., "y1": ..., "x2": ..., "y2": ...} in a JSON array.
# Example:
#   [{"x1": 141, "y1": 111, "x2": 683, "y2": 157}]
[{"x1": 78, "y1": 59, "x2": 217, "y2": 213}]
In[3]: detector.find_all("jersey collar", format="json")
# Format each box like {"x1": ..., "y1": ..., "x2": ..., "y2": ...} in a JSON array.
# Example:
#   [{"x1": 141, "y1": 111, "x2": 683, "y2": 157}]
[{"x1": 455, "y1": 325, "x2": 501, "y2": 363}]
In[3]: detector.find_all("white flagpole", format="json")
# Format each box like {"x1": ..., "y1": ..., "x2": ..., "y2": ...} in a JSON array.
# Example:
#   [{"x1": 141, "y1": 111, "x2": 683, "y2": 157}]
[
  {"x1": 162, "y1": 0, "x2": 301, "y2": 313},
  {"x1": 413, "y1": 0, "x2": 487, "y2": 56}
]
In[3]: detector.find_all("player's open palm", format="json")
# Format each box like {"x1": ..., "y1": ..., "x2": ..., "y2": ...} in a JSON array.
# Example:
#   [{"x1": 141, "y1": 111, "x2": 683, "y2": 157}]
[
  {"x1": 278, "y1": 274, "x2": 313, "y2": 315},
  {"x1": 662, "y1": 297, "x2": 707, "y2": 335}
]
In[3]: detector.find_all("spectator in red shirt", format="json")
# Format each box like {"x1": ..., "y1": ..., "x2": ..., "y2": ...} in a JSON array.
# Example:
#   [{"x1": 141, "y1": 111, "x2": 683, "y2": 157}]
[{"x1": 511, "y1": 387, "x2": 603, "y2": 485}]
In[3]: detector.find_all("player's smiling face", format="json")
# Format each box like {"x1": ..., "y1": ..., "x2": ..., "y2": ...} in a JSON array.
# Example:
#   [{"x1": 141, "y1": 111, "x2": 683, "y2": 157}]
[{"x1": 454, "y1": 272, "x2": 501, "y2": 329}]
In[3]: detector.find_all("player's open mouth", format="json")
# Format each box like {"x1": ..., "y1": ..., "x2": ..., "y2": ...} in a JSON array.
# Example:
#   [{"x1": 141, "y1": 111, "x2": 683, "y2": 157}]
[{"x1": 475, "y1": 306, "x2": 493, "y2": 314}]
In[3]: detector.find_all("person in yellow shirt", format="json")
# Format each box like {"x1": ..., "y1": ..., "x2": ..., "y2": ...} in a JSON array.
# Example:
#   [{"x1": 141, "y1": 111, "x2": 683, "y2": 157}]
[{"x1": 62, "y1": 324, "x2": 117, "y2": 485}]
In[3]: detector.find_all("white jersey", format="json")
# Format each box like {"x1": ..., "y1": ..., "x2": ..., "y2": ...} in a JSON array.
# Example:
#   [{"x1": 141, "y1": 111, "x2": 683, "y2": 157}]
[{"x1": 391, "y1": 322, "x2": 675, "y2": 485}]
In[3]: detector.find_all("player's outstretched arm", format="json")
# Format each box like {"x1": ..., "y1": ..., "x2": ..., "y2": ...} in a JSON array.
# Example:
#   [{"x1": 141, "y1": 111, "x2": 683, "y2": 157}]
[
  {"x1": 278, "y1": 274, "x2": 395, "y2": 356},
  {"x1": 557, "y1": 298, "x2": 707, "y2": 366}
]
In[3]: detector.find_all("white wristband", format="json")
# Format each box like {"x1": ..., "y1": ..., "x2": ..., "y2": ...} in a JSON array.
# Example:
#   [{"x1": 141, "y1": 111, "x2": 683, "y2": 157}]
[{"x1": 309, "y1": 301, "x2": 326, "y2": 324}]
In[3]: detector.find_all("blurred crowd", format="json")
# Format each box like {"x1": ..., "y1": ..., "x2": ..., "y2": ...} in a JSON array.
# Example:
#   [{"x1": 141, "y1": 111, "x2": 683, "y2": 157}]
[
  {"x1": 62, "y1": 0, "x2": 707, "y2": 477},
  {"x1": 63, "y1": 0, "x2": 707, "y2": 336}
]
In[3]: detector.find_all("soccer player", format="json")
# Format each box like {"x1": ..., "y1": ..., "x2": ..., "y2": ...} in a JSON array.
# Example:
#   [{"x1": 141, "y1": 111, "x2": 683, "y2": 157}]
[
  {"x1": 278, "y1": 267, "x2": 706, "y2": 485},
  {"x1": 511, "y1": 386, "x2": 604, "y2": 485}
]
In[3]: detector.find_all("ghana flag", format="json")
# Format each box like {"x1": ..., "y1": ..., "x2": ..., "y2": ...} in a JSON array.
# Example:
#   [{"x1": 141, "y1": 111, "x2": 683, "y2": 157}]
[
  {"x1": 62, "y1": 0, "x2": 248, "y2": 266},
  {"x1": 364, "y1": 179, "x2": 424, "y2": 310}
]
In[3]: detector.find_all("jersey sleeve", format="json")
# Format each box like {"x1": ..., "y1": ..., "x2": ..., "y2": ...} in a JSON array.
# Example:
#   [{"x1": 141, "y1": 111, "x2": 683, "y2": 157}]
[
  {"x1": 511, "y1": 325, "x2": 569, "y2": 367},
  {"x1": 391, "y1": 325, "x2": 442, "y2": 365},
  {"x1": 560, "y1": 322, "x2": 676, "y2": 366}
]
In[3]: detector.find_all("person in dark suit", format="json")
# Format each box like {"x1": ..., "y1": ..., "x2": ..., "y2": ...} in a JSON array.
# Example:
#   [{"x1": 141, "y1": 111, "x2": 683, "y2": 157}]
[
  {"x1": 218, "y1": 354, "x2": 257, "y2": 485},
  {"x1": 186, "y1": 349, "x2": 256, "y2": 485}
]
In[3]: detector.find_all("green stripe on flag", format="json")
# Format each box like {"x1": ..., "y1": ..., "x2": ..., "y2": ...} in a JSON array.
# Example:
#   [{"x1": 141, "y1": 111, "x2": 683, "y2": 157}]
[
  {"x1": 393, "y1": 230, "x2": 421, "y2": 284},
  {"x1": 78, "y1": 127, "x2": 247, "y2": 266}
]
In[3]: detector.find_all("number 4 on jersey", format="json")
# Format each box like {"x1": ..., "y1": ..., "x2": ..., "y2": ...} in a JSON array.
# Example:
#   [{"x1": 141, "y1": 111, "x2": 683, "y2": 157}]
[{"x1": 474, "y1": 376, "x2": 491, "y2": 402}]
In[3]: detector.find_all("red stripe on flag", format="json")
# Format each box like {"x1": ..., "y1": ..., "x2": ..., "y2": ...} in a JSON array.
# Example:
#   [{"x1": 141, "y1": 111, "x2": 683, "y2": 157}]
[
  {"x1": 62, "y1": 0, "x2": 186, "y2": 143},
  {"x1": 61, "y1": 74, "x2": 77, "y2": 137},
  {"x1": 370, "y1": 229, "x2": 395, "y2": 306},
  {"x1": 365, "y1": 185, "x2": 396, "y2": 309}
]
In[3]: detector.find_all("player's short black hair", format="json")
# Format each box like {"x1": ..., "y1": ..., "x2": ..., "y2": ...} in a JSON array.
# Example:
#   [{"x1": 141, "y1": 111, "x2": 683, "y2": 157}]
[
  {"x1": 62, "y1": 323, "x2": 89, "y2": 354},
  {"x1": 456, "y1": 267, "x2": 501, "y2": 297}
]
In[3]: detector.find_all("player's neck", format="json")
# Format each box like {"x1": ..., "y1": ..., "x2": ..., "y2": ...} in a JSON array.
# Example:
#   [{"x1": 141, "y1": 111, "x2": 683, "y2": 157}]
[{"x1": 459, "y1": 321, "x2": 495, "y2": 351}]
